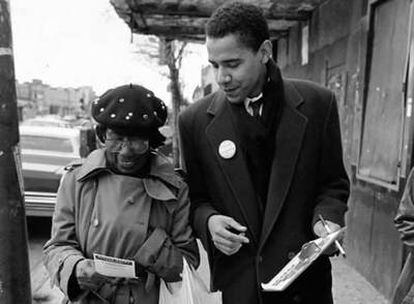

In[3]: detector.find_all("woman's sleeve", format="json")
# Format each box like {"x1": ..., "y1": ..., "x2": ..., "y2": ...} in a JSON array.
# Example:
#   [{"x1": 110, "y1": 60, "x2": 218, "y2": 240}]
[
  {"x1": 135, "y1": 182, "x2": 200, "y2": 282},
  {"x1": 43, "y1": 171, "x2": 86, "y2": 301}
]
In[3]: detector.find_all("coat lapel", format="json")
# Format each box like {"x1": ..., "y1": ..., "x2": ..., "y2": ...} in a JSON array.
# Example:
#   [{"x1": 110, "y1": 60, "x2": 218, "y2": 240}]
[
  {"x1": 205, "y1": 92, "x2": 261, "y2": 246},
  {"x1": 260, "y1": 81, "x2": 308, "y2": 248}
]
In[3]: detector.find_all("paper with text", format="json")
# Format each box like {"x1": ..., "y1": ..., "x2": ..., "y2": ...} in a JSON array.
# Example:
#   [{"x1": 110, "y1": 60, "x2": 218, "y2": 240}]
[
  {"x1": 93, "y1": 253, "x2": 136, "y2": 278},
  {"x1": 261, "y1": 228, "x2": 345, "y2": 292}
]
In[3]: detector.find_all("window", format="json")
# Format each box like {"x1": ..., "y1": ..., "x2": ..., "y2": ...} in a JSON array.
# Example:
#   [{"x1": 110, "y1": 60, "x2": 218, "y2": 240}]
[
  {"x1": 357, "y1": 0, "x2": 411, "y2": 188},
  {"x1": 301, "y1": 23, "x2": 309, "y2": 65}
]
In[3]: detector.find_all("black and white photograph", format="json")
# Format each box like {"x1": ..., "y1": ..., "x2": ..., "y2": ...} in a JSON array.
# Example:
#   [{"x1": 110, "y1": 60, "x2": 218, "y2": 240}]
[{"x1": 0, "y1": 0, "x2": 412, "y2": 303}]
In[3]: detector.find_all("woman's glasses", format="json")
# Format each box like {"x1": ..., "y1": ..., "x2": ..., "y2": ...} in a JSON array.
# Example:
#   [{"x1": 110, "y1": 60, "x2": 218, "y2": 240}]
[{"x1": 105, "y1": 137, "x2": 149, "y2": 154}]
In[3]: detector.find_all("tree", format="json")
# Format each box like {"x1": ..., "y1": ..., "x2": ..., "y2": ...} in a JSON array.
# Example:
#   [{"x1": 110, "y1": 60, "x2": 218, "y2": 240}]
[
  {"x1": 160, "y1": 38, "x2": 187, "y2": 167},
  {"x1": 132, "y1": 35, "x2": 188, "y2": 167}
]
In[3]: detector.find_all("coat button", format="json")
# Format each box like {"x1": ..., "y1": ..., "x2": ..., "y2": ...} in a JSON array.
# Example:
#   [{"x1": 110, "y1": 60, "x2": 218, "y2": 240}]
[
  {"x1": 93, "y1": 218, "x2": 99, "y2": 227},
  {"x1": 293, "y1": 294, "x2": 302, "y2": 303},
  {"x1": 258, "y1": 256, "x2": 263, "y2": 263},
  {"x1": 288, "y1": 252, "x2": 296, "y2": 260}
]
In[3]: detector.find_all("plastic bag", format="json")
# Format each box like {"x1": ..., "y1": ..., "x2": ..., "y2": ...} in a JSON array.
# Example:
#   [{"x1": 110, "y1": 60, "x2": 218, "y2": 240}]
[{"x1": 159, "y1": 258, "x2": 222, "y2": 304}]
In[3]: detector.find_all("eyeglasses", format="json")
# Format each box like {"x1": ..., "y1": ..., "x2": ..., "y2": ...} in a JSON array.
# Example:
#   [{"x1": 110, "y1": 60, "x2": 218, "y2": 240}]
[{"x1": 105, "y1": 137, "x2": 149, "y2": 153}]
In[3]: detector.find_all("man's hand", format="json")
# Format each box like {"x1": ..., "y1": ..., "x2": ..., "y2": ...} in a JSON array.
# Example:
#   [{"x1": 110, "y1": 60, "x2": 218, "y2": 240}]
[
  {"x1": 75, "y1": 259, "x2": 108, "y2": 291},
  {"x1": 313, "y1": 220, "x2": 342, "y2": 255},
  {"x1": 208, "y1": 215, "x2": 250, "y2": 256}
]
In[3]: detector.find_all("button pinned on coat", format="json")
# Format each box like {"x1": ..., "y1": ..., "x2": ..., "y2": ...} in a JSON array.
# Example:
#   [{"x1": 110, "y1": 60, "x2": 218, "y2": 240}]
[{"x1": 218, "y1": 140, "x2": 236, "y2": 159}]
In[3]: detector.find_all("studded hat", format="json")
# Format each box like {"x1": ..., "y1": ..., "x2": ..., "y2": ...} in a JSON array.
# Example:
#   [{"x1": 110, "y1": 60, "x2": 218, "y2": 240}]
[{"x1": 91, "y1": 84, "x2": 168, "y2": 138}]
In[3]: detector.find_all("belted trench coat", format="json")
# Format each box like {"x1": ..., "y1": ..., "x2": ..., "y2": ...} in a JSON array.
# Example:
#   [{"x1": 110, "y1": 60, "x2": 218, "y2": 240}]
[{"x1": 43, "y1": 149, "x2": 199, "y2": 304}]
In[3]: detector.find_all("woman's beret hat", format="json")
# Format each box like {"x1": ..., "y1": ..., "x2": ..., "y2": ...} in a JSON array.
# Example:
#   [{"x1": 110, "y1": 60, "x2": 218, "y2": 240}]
[{"x1": 91, "y1": 84, "x2": 168, "y2": 133}]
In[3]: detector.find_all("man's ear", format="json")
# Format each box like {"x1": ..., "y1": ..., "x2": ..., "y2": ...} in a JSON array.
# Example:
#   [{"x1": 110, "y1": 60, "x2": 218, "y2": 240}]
[{"x1": 260, "y1": 40, "x2": 273, "y2": 64}]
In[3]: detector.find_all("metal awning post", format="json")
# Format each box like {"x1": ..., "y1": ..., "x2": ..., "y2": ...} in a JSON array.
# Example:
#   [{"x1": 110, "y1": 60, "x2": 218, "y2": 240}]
[{"x1": 0, "y1": 0, "x2": 32, "y2": 303}]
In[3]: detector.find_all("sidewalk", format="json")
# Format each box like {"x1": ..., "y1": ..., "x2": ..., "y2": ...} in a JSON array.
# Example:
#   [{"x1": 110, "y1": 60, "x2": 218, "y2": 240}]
[
  {"x1": 331, "y1": 257, "x2": 389, "y2": 304},
  {"x1": 196, "y1": 243, "x2": 389, "y2": 304},
  {"x1": 33, "y1": 243, "x2": 390, "y2": 303}
]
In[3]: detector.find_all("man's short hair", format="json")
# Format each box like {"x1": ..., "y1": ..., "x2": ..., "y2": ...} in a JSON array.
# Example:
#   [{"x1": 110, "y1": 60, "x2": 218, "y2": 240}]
[{"x1": 206, "y1": 2, "x2": 270, "y2": 52}]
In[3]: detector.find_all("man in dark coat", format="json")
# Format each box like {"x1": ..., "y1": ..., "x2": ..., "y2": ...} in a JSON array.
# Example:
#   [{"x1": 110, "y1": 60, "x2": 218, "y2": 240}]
[{"x1": 178, "y1": 2, "x2": 350, "y2": 304}]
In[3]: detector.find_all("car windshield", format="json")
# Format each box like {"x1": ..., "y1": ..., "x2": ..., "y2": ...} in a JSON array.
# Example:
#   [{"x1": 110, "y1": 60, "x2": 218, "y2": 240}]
[{"x1": 21, "y1": 135, "x2": 75, "y2": 153}]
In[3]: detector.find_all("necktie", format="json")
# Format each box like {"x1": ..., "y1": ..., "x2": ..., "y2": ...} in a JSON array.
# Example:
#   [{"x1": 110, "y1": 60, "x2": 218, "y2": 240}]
[{"x1": 250, "y1": 98, "x2": 263, "y2": 119}]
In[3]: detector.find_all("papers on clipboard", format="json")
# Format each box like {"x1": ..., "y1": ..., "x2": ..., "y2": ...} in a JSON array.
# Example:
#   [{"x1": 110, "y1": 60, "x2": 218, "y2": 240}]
[{"x1": 261, "y1": 227, "x2": 346, "y2": 292}]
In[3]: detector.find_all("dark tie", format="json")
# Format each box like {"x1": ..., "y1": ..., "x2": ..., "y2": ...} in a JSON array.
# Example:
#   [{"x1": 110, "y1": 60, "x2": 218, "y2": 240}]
[{"x1": 250, "y1": 98, "x2": 263, "y2": 119}]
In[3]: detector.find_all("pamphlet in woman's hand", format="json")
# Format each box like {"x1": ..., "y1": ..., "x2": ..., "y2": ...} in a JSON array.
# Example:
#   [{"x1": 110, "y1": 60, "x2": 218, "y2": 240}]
[{"x1": 93, "y1": 253, "x2": 136, "y2": 278}]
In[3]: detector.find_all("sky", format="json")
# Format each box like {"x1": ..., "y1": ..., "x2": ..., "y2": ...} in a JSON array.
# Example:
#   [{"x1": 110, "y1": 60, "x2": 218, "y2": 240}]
[{"x1": 9, "y1": 0, "x2": 207, "y2": 105}]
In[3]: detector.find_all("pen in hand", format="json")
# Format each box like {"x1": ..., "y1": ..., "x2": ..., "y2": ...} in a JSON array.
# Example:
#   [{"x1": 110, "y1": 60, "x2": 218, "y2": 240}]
[{"x1": 318, "y1": 214, "x2": 346, "y2": 257}]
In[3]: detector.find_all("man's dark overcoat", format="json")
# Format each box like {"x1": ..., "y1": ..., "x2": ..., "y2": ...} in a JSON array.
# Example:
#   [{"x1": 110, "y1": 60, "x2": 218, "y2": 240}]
[{"x1": 178, "y1": 62, "x2": 349, "y2": 304}]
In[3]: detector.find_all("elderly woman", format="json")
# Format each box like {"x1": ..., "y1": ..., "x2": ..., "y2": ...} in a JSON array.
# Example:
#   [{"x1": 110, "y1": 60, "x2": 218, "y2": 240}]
[{"x1": 43, "y1": 84, "x2": 199, "y2": 304}]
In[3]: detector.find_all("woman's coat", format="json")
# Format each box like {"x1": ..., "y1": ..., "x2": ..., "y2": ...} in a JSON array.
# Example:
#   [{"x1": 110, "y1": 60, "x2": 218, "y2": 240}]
[{"x1": 43, "y1": 149, "x2": 199, "y2": 304}]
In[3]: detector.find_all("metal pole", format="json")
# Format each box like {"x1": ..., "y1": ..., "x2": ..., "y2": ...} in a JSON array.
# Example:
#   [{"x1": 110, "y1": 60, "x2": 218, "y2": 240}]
[{"x1": 0, "y1": 0, "x2": 32, "y2": 303}]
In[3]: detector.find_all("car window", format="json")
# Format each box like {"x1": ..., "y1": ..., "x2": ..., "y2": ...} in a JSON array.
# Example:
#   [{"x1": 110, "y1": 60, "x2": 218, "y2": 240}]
[
  {"x1": 20, "y1": 135, "x2": 75, "y2": 153},
  {"x1": 24, "y1": 120, "x2": 70, "y2": 128}
]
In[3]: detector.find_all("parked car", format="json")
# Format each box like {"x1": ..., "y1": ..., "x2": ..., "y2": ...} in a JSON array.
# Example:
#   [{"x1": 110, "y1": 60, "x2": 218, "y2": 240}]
[
  {"x1": 22, "y1": 116, "x2": 72, "y2": 128},
  {"x1": 19, "y1": 126, "x2": 82, "y2": 217}
]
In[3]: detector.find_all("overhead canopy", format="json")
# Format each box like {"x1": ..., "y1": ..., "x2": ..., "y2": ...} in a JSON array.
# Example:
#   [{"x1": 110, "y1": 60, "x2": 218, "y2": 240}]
[{"x1": 110, "y1": 0, "x2": 328, "y2": 41}]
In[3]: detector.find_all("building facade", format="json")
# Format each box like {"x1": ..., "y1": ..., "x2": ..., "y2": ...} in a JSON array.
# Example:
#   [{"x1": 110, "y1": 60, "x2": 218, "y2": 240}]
[
  {"x1": 16, "y1": 79, "x2": 96, "y2": 120},
  {"x1": 274, "y1": 0, "x2": 412, "y2": 298}
]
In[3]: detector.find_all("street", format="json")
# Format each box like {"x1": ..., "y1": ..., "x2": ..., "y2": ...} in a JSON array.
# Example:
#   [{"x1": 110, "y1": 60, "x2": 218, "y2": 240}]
[{"x1": 27, "y1": 217, "x2": 389, "y2": 304}]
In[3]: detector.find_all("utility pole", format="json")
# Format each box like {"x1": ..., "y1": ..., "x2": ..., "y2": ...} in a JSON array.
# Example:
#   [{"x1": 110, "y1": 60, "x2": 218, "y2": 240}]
[{"x1": 0, "y1": 0, "x2": 32, "y2": 303}]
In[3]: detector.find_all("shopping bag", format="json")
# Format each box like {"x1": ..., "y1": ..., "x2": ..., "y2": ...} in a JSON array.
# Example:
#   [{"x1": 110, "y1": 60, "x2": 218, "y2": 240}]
[{"x1": 159, "y1": 258, "x2": 222, "y2": 304}]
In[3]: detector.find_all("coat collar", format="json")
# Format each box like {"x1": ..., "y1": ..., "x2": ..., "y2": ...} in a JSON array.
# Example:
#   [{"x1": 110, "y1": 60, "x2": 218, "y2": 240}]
[
  {"x1": 259, "y1": 94, "x2": 307, "y2": 248},
  {"x1": 205, "y1": 99, "x2": 261, "y2": 246},
  {"x1": 76, "y1": 149, "x2": 181, "y2": 192},
  {"x1": 76, "y1": 149, "x2": 107, "y2": 181}
]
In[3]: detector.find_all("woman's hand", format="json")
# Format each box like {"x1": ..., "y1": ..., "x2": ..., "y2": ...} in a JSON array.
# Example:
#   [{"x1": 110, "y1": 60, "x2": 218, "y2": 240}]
[{"x1": 75, "y1": 259, "x2": 108, "y2": 291}]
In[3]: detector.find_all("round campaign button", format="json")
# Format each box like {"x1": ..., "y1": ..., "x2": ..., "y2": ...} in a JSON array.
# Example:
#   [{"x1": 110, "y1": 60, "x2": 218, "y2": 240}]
[{"x1": 219, "y1": 140, "x2": 236, "y2": 159}]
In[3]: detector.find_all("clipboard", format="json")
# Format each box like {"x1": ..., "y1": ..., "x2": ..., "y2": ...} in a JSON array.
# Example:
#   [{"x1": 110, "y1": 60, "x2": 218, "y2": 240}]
[{"x1": 261, "y1": 227, "x2": 346, "y2": 292}]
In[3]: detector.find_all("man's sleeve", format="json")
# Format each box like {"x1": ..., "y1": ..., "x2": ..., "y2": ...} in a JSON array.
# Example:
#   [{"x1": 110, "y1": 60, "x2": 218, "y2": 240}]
[
  {"x1": 178, "y1": 112, "x2": 219, "y2": 253},
  {"x1": 312, "y1": 93, "x2": 350, "y2": 227},
  {"x1": 43, "y1": 171, "x2": 87, "y2": 302}
]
